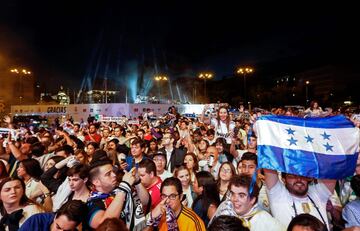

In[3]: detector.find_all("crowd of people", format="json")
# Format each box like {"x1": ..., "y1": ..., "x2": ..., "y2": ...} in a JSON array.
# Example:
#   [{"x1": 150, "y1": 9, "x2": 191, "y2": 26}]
[{"x1": 0, "y1": 101, "x2": 359, "y2": 231}]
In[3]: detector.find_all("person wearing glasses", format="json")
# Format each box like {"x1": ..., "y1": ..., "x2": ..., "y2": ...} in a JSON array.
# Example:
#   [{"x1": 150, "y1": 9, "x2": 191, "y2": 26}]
[
  {"x1": 217, "y1": 162, "x2": 236, "y2": 201},
  {"x1": 210, "y1": 175, "x2": 285, "y2": 231},
  {"x1": 146, "y1": 177, "x2": 206, "y2": 230}
]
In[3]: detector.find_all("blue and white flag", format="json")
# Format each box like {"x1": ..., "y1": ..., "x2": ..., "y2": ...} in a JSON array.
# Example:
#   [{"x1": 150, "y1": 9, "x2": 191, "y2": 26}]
[{"x1": 256, "y1": 115, "x2": 360, "y2": 179}]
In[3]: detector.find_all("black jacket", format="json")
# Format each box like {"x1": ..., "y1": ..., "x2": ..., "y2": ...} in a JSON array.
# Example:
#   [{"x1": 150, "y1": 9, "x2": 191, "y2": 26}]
[{"x1": 158, "y1": 147, "x2": 185, "y2": 173}]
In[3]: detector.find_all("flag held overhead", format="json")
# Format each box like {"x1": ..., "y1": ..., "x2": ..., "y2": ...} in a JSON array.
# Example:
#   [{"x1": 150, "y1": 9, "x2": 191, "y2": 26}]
[{"x1": 256, "y1": 115, "x2": 360, "y2": 179}]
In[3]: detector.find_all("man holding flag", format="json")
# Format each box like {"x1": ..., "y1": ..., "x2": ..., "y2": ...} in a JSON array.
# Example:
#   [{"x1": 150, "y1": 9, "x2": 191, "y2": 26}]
[{"x1": 255, "y1": 115, "x2": 359, "y2": 230}]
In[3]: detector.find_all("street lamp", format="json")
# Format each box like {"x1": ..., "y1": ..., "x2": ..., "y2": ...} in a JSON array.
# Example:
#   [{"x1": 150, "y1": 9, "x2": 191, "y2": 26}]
[
  {"x1": 305, "y1": 80, "x2": 310, "y2": 106},
  {"x1": 154, "y1": 75, "x2": 168, "y2": 102},
  {"x1": 236, "y1": 67, "x2": 254, "y2": 106},
  {"x1": 10, "y1": 68, "x2": 32, "y2": 104},
  {"x1": 198, "y1": 72, "x2": 213, "y2": 103}
]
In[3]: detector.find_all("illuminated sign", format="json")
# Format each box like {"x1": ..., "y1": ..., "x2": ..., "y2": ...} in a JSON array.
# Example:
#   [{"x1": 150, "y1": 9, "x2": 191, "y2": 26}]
[{"x1": 47, "y1": 107, "x2": 67, "y2": 114}]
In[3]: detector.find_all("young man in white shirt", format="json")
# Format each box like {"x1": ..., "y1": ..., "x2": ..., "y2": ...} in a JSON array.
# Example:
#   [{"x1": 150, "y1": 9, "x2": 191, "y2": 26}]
[{"x1": 211, "y1": 175, "x2": 285, "y2": 231}]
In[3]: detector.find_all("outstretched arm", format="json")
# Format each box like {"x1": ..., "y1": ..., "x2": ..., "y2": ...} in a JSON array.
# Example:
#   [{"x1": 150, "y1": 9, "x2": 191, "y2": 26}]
[{"x1": 263, "y1": 168, "x2": 279, "y2": 190}]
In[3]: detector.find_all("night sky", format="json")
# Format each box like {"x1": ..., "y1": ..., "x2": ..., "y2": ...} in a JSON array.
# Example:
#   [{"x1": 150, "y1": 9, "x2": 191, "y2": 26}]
[{"x1": 1, "y1": 1, "x2": 359, "y2": 93}]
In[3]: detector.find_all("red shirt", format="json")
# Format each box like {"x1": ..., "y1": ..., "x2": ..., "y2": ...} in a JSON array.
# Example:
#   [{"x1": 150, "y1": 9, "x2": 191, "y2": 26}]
[
  {"x1": 147, "y1": 177, "x2": 162, "y2": 209},
  {"x1": 85, "y1": 133, "x2": 102, "y2": 143}
]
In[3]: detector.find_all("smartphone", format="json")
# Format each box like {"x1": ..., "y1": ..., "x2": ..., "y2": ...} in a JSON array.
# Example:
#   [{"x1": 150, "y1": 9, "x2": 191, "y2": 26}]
[{"x1": 181, "y1": 194, "x2": 187, "y2": 202}]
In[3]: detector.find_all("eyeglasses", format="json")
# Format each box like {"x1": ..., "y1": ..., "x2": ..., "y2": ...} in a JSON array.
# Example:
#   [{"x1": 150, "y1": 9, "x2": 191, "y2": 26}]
[
  {"x1": 220, "y1": 168, "x2": 232, "y2": 173},
  {"x1": 160, "y1": 193, "x2": 179, "y2": 200},
  {"x1": 153, "y1": 158, "x2": 165, "y2": 162}
]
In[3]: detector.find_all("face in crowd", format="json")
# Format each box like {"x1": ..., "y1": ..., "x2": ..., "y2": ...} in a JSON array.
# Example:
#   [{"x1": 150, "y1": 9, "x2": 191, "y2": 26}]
[
  {"x1": 176, "y1": 169, "x2": 191, "y2": 188},
  {"x1": 248, "y1": 137, "x2": 257, "y2": 150},
  {"x1": 68, "y1": 173, "x2": 87, "y2": 192},
  {"x1": 161, "y1": 134, "x2": 173, "y2": 147},
  {"x1": 205, "y1": 146, "x2": 219, "y2": 164},
  {"x1": 89, "y1": 125, "x2": 97, "y2": 134},
  {"x1": 283, "y1": 173, "x2": 312, "y2": 197},
  {"x1": 237, "y1": 160, "x2": 256, "y2": 176},
  {"x1": 218, "y1": 108, "x2": 229, "y2": 122},
  {"x1": 153, "y1": 155, "x2": 166, "y2": 173},
  {"x1": 0, "y1": 179, "x2": 25, "y2": 208},
  {"x1": 131, "y1": 143, "x2": 144, "y2": 158},
  {"x1": 92, "y1": 164, "x2": 117, "y2": 194},
  {"x1": 184, "y1": 154, "x2": 195, "y2": 171},
  {"x1": 161, "y1": 185, "x2": 182, "y2": 213},
  {"x1": 219, "y1": 163, "x2": 233, "y2": 181},
  {"x1": 138, "y1": 167, "x2": 155, "y2": 188},
  {"x1": 229, "y1": 184, "x2": 256, "y2": 216}
]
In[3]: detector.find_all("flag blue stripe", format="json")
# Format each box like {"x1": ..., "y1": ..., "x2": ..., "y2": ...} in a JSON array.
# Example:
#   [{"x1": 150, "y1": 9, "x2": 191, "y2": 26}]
[
  {"x1": 257, "y1": 115, "x2": 354, "y2": 129},
  {"x1": 258, "y1": 145, "x2": 358, "y2": 179}
]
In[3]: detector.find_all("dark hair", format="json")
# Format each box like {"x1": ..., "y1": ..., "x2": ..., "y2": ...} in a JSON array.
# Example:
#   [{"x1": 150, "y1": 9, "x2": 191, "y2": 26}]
[
  {"x1": 310, "y1": 100, "x2": 319, "y2": 110},
  {"x1": 217, "y1": 161, "x2": 236, "y2": 182},
  {"x1": 160, "y1": 177, "x2": 183, "y2": 195},
  {"x1": 20, "y1": 159, "x2": 43, "y2": 180},
  {"x1": 55, "y1": 145, "x2": 74, "y2": 156},
  {"x1": 192, "y1": 171, "x2": 220, "y2": 219},
  {"x1": 215, "y1": 137, "x2": 227, "y2": 147},
  {"x1": 229, "y1": 175, "x2": 259, "y2": 203},
  {"x1": 287, "y1": 214, "x2": 326, "y2": 231},
  {"x1": 25, "y1": 136, "x2": 39, "y2": 145},
  {"x1": 70, "y1": 136, "x2": 85, "y2": 150},
  {"x1": 184, "y1": 152, "x2": 199, "y2": 172},
  {"x1": 240, "y1": 152, "x2": 258, "y2": 165},
  {"x1": 67, "y1": 164, "x2": 90, "y2": 180},
  {"x1": 48, "y1": 155, "x2": 65, "y2": 164},
  {"x1": 138, "y1": 159, "x2": 156, "y2": 176},
  {"x1": 206, "y1": 129, "x2": 215, "y2": 136},
  {"x1": 351, "y1": 174, "x2": 360, "y2": 197},
  {"x1": 108, "y1": 138, "x2": 119, "y2": 146},
  {"x1": 216, "y1": 106, "x2": 231, "y2": 130},
  {"x1": 208, "y1": 215, "x2": 249, "y2": 231},
  {"x1": 88, "y1": 161, "x2": 112, "y2": 185},
  {"x1": 193, "y1": 129, "x2": 202, "y2": 137},
  {"x1": 56, "y1": 200, "x2": 88, "y2": 226},
  {"x1": 0, "y1": 161, "x2": 8, "y2": 180},
  {"x1": 87, "y1": 142, "x2": 99, "y2": 150},
  {"x1": 131, "y1": 138, "x2": 146, "y2": 149},
  {"x1": 30, "y1": 142, "x2": 45, "y2": 157},
  {"x1": 96, "y1": 217, "x2": 128, "y2": 231},
  {"x1": 74, "y1": 149, "x2": 89, "y2": 165},
  {"x1": 0, "y1": 177, "x2": 32, "y2": 215}
]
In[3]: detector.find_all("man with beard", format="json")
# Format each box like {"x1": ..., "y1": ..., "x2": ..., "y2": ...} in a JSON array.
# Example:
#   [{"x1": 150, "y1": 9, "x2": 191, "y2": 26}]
[
  {"x1": 264, "y1": 169, "x2": 336, "y2": 230},
  {"x1": 84, "y1": 124, "x2": 102, "y2": 144}
]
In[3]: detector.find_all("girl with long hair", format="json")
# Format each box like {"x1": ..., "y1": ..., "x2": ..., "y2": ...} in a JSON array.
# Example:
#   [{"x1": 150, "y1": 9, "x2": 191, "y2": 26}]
[
  {"x1": 174, "y1": 166, "x2": 196, "y2": 208},
  {"x1": 192, "y1": 171, "x2": 221, "y2": 227},
  {"x1": 183, "y1": 152, "x2": 199, "y2": 183},
  {"x1": 217, "y1": 162, "x2": 236, "y2": 201}
]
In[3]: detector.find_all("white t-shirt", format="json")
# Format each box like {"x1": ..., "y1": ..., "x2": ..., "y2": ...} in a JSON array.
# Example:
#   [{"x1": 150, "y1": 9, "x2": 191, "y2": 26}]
[
  {"x1": 267, "y1": 180, "x2": 331, "y2": 229},
  {"x1": 158, "y1": 170, "x2": 173, "y2": 181},
  {"x1": 211, "y1": 118, "x2": 235, "y2": 144}
]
